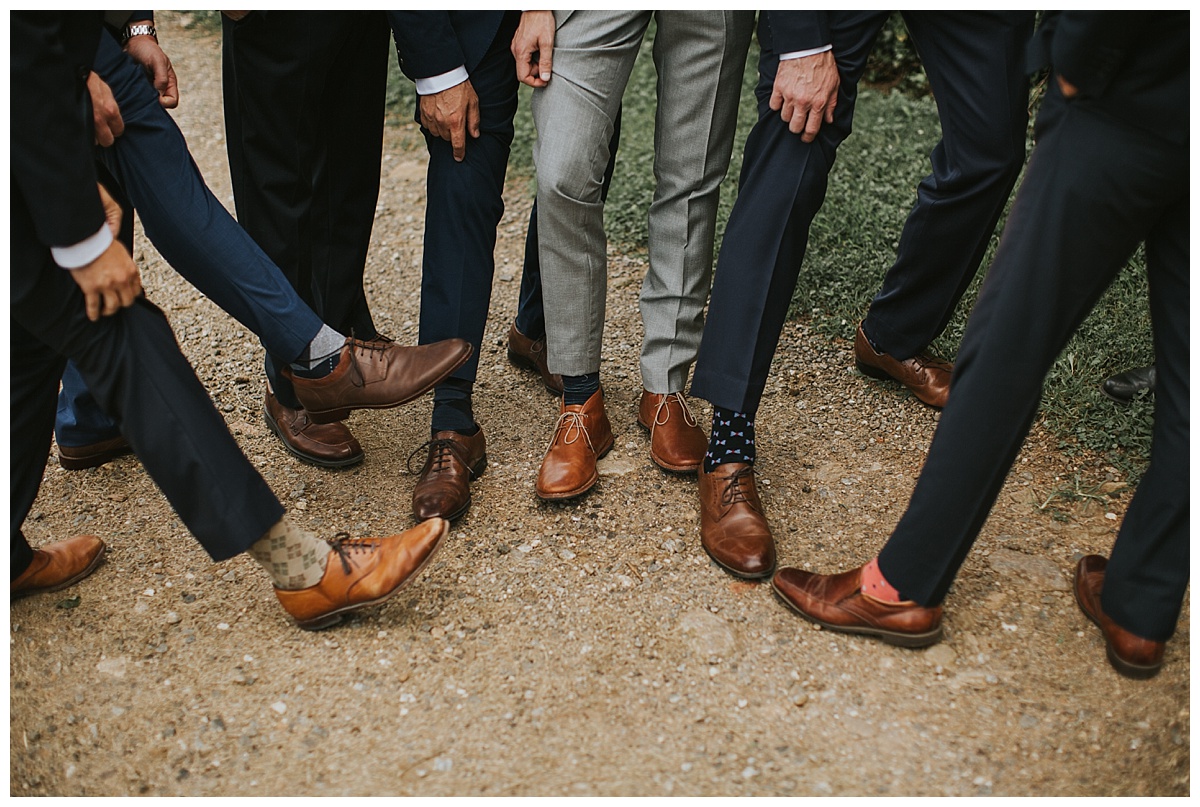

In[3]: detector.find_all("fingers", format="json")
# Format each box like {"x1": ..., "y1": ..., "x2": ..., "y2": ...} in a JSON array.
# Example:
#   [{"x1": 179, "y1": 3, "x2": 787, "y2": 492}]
[
  {"x1": 467, "y1": 94, "x2": 481, "y2": 140},
  {"x1": 84, "y1": 291, "x2": 102, "y2": 322},
  {"x1": 536, "y1": 38, "x2": 553, "y2": 84},
  {"x1": 451, "y1": 119, "x2": 466, "y2": 162},
  {"x1": 159, "y1": 64, "x2": 179, "y2": 108}
]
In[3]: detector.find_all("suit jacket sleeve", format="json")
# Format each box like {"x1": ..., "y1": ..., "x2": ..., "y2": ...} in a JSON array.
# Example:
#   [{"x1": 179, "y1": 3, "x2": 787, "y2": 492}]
[
  {"x1": 11, "y1": 11, "x2": 105, "y2": 249},
  {"x1": 1050, "y1": 12, "x2": 1151, "y2": 98},
  {"x1": 760, "y1": 12, "x2": 831, "y2": 54},
  {"x1": 387, "y1": 11, "x2": 468, "y2": 82}
]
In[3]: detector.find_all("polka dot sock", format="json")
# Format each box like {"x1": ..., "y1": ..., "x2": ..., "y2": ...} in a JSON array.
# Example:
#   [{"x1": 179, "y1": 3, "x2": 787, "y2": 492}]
[{"x1": 860, "y1": 556, "x2": 903, "y2": 603}]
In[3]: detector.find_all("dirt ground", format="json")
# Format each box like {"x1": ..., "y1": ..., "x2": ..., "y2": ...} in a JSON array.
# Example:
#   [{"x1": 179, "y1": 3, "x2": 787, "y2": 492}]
[{"x1": 9, "y1": 14, "x2": 1189, "y2": 797}]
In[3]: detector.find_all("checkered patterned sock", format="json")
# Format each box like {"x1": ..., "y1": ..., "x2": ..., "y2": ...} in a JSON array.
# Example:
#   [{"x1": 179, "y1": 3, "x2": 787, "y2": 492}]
[
  {"x1": 248, "y1": 516, "x2": 330, "y2": 590},
  {"x1": 704, "y1": 407, "x2": 756, "y2": 473}
]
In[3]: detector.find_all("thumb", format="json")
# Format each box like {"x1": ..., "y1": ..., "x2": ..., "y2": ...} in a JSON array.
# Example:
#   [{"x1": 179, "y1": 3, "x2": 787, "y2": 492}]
[{"x1": 537, "y1": 36, "x2": 553, "y2": 82}]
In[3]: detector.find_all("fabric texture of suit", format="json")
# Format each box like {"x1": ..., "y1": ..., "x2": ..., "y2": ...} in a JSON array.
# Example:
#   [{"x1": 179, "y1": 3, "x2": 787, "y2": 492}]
[
  {"x1": 876, "y1": 11, "x2": 1188, "y2": 642},
  {"x1": 387, "y1": 11, "x2": 521, "y2": 389},
  {"x1": 56, "y1": 28, "x2": 326, "y2": 447},
  {"x1": 692, "y1": 11, "x2": 1034, "y2": 415},
  {"x1": 532, "y1": 11, "x2": 754, "y2": 393},
  {"x1": 11, "y1": 12, "x2": 284, "y2": 579},
  {"x1": 222, "y1": 11, "x2": 389, "y2": 410}
]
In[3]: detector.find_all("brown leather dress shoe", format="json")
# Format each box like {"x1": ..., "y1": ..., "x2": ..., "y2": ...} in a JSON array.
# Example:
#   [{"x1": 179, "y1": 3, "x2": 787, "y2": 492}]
[
  {"x1": 698, "y1": 463, "x2": 776, "y2": 579},
  {"x1": 771, "y1": 565, "x2": 943, "y2": 647},
  {"x1": 284, "y1": 334, "x2": 472, "y2": 423},
  {"x1": 264, "y1": 386, "x2": 364, "y2": 468},
  {"x1": 506, "y1": 321, "x2": 563, "y2": 395},
  {"x1": 58, "y1": 436, "x2": 133, "y2": 470},
  {"x1": 274, "y1": 519, "x2": 449, "y2": 630},
  {"x1": 409, "y1": 429, "x2": 487, "y2": 521},
  {"x1": 12, "y1": 535, "x2": 106, "y2": 600},
  {"x1": 1074, "y1": 555, "x2": 1166, "y2": 679},
  {"x1": 637, "y1": 391, "x2": 707, "y2": 473},
  {"x1": 536, "y1": 388, "x2": 614, "y2": 500},
  {"x1": 854, "y1": 322, "x2": 952, "y2": 408}
]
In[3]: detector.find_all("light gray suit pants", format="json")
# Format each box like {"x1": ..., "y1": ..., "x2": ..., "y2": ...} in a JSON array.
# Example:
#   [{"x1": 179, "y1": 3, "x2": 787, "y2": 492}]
[{"x1": 532, "y1": 10, "x2": 753, "y2": 393}]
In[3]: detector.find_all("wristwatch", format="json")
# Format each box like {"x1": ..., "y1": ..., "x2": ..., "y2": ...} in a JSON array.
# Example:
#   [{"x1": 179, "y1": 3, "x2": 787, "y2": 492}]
[{"x1": 122, "y1": 22, "x2": 157, "y2": 45}]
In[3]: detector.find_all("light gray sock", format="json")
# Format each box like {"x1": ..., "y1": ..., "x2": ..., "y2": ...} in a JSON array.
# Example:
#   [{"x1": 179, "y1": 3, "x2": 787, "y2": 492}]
[
  {"x1": 248, "y1": 516, "x2": 330, "y2": 590},
  {"x1": 296, "y1": 325, "x2": 346, "y2": 370}
]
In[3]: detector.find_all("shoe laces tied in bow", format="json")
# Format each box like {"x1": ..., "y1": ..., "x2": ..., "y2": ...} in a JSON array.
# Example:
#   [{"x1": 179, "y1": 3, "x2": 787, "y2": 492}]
[
  {"x1": 719, "y1": 465, "x2": 757, "y2": 507},
  {"x1": 327, "y1": 531, "x2": 380, "y2": 575},
  {"x1": 547, "y1": 411, "x2": 594, "y2": 453},
  {"x1": 653, "y1": 392, "x2": 697, "y2": 428}
]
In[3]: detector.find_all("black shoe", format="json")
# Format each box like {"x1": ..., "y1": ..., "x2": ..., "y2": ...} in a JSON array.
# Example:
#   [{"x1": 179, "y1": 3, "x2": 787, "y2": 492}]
[{"x1": 1101, "y1": 365, "x2": 1156, "y2": 404}]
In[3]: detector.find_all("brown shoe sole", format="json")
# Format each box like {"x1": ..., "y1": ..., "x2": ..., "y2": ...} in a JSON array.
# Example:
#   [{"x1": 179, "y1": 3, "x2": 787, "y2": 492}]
[
  {"x1": 636, "y1": 417, "x2": 701, "y2": 474},
  {"x1": 58, "y1": 439, "x2": 134, "y2": 471},
  {"x1": 263, "y1": 407, "x2": 365, "y2": 469},
  {"x1": 294, "y1": 521, "x2": 450, "y2": 631},
  {"x1": 536, "y1": 436, "x2": 614, "y2": 501},
  {"x1": 11, "y1": 544, "x2": 107, "y2": 601},
  {"x1": 1073, "y1": 581, "x2": 1163, "y2": 679},
  {"x1": 306, "y1": 348, "x2": 473, "y2": 424},
  {"x1": 771, "y1": 578, "x2": 943, "y2": 648},
  {"x1": 507, "y1": 348, "x2": 563, "y2": 395}
]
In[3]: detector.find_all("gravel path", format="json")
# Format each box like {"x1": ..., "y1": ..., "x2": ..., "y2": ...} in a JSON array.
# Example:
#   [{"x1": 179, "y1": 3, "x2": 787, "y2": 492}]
[{"x1": 10, "y1": 14, "x2": 1188, "y2": 797}]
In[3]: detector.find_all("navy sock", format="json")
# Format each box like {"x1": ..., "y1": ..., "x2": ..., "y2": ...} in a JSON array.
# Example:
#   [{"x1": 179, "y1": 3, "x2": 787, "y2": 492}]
[
  {"x1": 562, "y1": 373, "x2": 600, "y2": 406},
  {"x1": 705, "y1": 407, "x2": 755, "y2": 472},
  {"x1": 290, "y1": 352, "x2": 341, "y2": 379},
  {"x1": 431, "y1": 378, "x2": 477, "y2": 434}
]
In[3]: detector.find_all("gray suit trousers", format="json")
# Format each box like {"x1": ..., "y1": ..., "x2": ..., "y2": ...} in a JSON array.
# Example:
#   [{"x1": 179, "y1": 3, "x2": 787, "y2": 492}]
[{"x1": 532, "y1": 10, "x2": 752, "y2": 392}]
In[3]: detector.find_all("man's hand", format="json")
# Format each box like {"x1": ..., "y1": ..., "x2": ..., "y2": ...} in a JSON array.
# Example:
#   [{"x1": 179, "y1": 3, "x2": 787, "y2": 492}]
[
  {"x1": 512, "y1": 11, "x2": 555, "y2": 88},
  {"x1": 770, "y1": 50, "x2": 840, "y2": 142},
  {"x1": 124, "y1": 23, "x2": 179, "y2": 109},
  {"x1": 87, "y1": 71, "x2": 125, "y2": 146},
  {"x1": 70, "y1": 185, "x2": 142, "y2": 321},
  {"x1": 97, "y1": 181, "x2": 124, "y2": 240},
  {"x1": 1056, "y1": 74, "x2": 1079, "y2": 99},
  {"x1": 420, "y1": 80, "x2": 481, "y2": 162},
  {"x1": 222, "y1": 11, "x2": 251, "y2": 21}
]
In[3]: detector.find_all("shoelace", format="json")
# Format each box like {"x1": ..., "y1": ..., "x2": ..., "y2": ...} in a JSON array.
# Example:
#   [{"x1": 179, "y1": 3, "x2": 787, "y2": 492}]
[
  {"x1": 719, "y1": 465, "x2": 757, "y2": 507},
  {"x1": 343, "y1": 331, "x2": 393, "y2": 388},
  {"x1": 911, "y1": 352, "x2": 952, "y2": 372},
  {"x1": 546, "y1": 411, "x2": 594, "y2": 453},
  {"x1": 652, "y1": 392, "x2": 697, "y2": 428},
  {"x1": 328, "y1": 531, "x2": 380, "y2": 575},
  {"x1": 406, "y1": 438, "x2": 471, "y2": 475}
]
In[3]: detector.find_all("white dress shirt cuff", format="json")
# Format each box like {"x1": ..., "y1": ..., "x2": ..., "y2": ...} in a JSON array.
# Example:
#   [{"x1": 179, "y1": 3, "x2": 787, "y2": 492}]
[
  {"x1": 779, "y1": 45, "x2": 833, "y2": 61},
  {"x1": 415, "y1": 66, "x2": 470, "y2": 96},
  {"x1": 52, "y1": 225, "x2": 113, "y2": 270}
]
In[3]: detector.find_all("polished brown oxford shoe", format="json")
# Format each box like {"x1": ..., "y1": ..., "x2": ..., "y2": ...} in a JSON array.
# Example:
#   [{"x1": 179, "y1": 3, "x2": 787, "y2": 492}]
[
  {"x1": 854, "y1": 322, "x2": 952, "y2": 408},
  {"x1": 264, "y1": 386, "x2": 364, "y2": 468},
  {"x1": 410, "y1": 429, "x2": 487, "y2": 521},
  {"x1": 11, "y1": 535, "x2": 106, "y2": 600},
  {"x1": 698, "y1": 462, "x2": 776, "y2": 579},
  {"x1": 771, "y1": 564, "x2": 943, "y2": 647},
  {"x1": 58, "y1": 435, "x2": 133, "y2": 470},
  {"x1": 506, "y1": 321, "x2": 563, "y2": 395},
  {"x1": 274, "y1": 519, "x2": 449, "y2": 631},
  {"x1": 638, "y1": 390, "x2": 707, "y2": 473},
  {"x1": 284, "y1": 334, "x2": 472, "y2": 424},
  {"x1": 1074, "y1": 554, "x2": 1166, "y2": 679},
  {"x1": 536, "y1": 388, "x2": 613, "y2": 500}
]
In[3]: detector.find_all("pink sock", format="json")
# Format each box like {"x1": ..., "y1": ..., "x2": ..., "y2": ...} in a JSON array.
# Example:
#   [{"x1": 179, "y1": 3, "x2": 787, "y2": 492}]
[{"x1": 861, "y1": 557, "x2": 903, "y2": 603}]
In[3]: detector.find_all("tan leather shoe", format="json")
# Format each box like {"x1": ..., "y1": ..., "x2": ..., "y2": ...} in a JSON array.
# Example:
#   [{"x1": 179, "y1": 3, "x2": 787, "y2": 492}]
[
  {"x1": 58, "y1": 436, "x2": 133, "y2": 470},
  {"x1": 264, "y1": 385, "x2": 364, "y2": 468},
  {"x1": 637, "y1": 391, "x2": 707, "y2": 473},
  {"x1": 1074, "y1": 555, "x2": 1165, "y2": 679},
  {"x1": 854, "y1": 322, "x2": 952, "y2": 408},
  {"x1": 12, "y1": 535, "x2": 106, "y2": 600},
  {"x1": 772, "y1": 564, "x2": 943, "y2": 647},
  {"x1": 698, "y1": 462, "x2": 776, "y2": 579},
  {"x1": 506, "y1": 321, "x2": 563, "y2": 394},
  {"x1": 536, "y1": 388, "x2": 613, "y2": 500},
  {"x1": 274, "y1": 519, "x2": 449, "y2": 630},
  {"x1": 409, "y1": 429, "x2": 487, "y2": 521},
  {"x1": 283, "y1": 334, "x2": 472, "y2": 423}
]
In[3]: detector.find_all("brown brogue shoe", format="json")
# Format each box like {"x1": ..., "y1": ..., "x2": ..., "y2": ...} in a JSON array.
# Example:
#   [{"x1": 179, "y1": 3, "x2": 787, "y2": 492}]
[
  {"x1": 58, "y1": 436, "x2": 133, "y2": 470},
  {"x1": 274, "y1": 519, "x2": 449, "y2": 630},
  {"x1": 638, "y1": 391, "x2": 707, "y2": 473},
  {"x1": 536, "y1": 388, "x2": 614, "y2": 500},
  {"x1": 507, "y1": 321, "x2": 563, "y2": 394},
  {"x1": 12, "y1": 535, "x2": 106, "y2": 600},
  {"x1": 1074, "y1": 555, "x2": 1166, "y2": 679},
  {"x1": 284, "y1": 334, "x2": 472, "y2": 423},
  {"x1": 854, "y1": 322, "x2": 952, "y2": 408},
  {"x1": 264, "y1": 386, "x2": 364, "y2": 468},
  {"x1": 409, "y1": 429, "x2": 487, "y2": 521},
  {"x1": 698, "y1": 463, "x2": 776, "y2": 579},
  {"x1": 772, "y1": 565, "x2": 943, "y2": 647}
]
